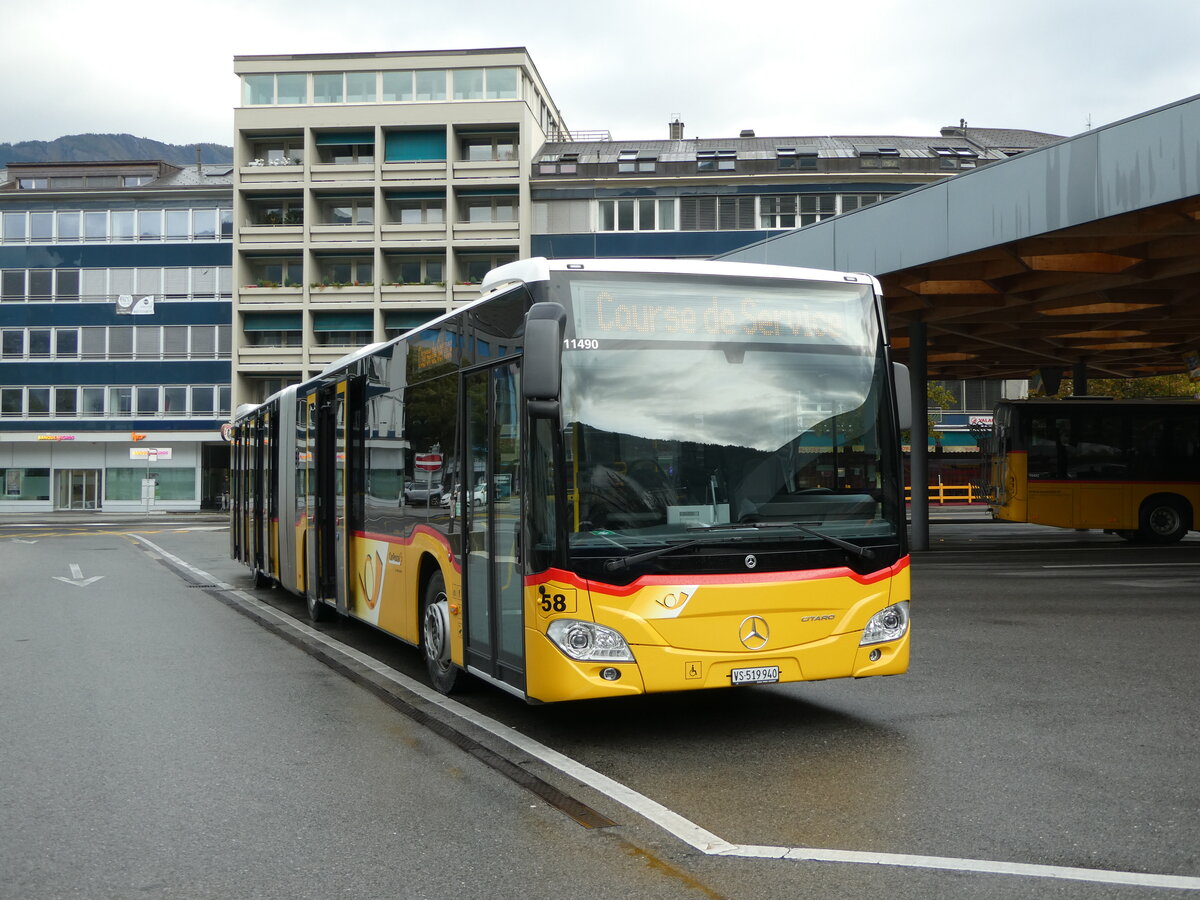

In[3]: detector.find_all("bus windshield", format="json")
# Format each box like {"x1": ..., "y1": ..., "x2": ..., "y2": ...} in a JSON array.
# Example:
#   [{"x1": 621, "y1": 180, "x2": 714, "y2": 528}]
[{"x1": 553, "y1": 270, "x2": 901, "y2": 563}]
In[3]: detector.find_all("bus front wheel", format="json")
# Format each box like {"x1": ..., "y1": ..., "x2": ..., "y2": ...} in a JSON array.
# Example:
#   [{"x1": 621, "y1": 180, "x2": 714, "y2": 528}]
[
  {"x1": 422, "y1": 571, "x2": 459, "y2": 695},
  {"x1": 1138, "y1": 496, "x2": 1190, "y2": 544}
]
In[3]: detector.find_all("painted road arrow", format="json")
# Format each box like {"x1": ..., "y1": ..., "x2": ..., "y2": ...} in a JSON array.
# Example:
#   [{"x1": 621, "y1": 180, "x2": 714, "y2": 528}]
[{"x1": 54, "y1": 563, "x2": 104, "y2": 588}]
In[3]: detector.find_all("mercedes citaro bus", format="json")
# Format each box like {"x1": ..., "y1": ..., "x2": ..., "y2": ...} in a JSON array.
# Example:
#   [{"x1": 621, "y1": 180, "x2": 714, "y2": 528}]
[{"x1": 230, "y1": 258, "x2": 913, "y2": 702}]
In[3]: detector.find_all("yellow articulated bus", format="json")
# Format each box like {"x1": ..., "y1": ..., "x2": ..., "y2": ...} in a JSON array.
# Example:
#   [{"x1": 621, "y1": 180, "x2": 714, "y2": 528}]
[
  {"x1": 230, "y1": 258, "x2": 913, "y2": 702},
  {"x1": 984, "y1": 398, "x2": 1200, "y2": 543}
]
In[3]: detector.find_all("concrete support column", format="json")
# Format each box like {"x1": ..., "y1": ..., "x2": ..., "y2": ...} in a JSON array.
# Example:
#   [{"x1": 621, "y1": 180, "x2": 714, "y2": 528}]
[{"x1": 909, "y1": 320, "x2": 929, "y2": 552}]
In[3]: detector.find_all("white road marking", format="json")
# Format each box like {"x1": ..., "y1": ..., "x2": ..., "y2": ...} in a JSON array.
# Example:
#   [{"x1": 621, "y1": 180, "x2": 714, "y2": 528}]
[
  {"x1": 132, "y1": 535, "x2": 1200, "y2": 893},
  {"x1": 53, "y1": 562, "x2": 104, "y2": 588}
]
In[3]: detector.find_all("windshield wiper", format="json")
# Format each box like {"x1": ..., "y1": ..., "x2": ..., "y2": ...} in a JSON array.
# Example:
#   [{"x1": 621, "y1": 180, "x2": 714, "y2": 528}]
[
  {"x1": 603, "y1": 537, "x2": 736, "y2": 572},
  {"x1": 722, "y1": 520, "x2": 877, "y2": 560}
]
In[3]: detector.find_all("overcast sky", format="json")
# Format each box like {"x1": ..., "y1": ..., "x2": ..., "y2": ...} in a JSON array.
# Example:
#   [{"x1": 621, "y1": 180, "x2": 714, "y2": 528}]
[{"x1": 3, "y1": 0, "x2": 1199, "y2": 147}]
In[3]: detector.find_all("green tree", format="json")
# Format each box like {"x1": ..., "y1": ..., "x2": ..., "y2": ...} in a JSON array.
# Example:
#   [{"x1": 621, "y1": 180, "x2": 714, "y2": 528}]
[{"x1": 1032, "y1": 373, "x2": 1198, "y2": 399}]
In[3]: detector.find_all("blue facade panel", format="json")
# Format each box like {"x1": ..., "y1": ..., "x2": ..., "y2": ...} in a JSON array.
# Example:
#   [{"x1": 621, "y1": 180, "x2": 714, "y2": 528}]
[
  {"x1": 3, "y1": 360, "x2": 229, "y2": 384},
  {"x1": 0, "y1": 301, "x2": 229, "y2": 328},
  {"x1": 532, "y1": 230, "x2": 775, "y2": 259},
  {"x1": 0, "y1": 243, "x2": 230, "y2": 268}
]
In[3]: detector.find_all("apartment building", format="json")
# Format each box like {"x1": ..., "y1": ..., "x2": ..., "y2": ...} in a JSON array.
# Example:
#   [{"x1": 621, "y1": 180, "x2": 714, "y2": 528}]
[
  {"x1": 229, "y1": 45, "x2": 1058, "y2": 474},
  {"x1": 0, "y1": 160, "x2": 233, "y2": 511},
  {"x1": 232, "y1": 47, "x2": 567, "y2": 406},
  {"x1": 530, "y1": 122, "x2": 1060, "y2": 259}
]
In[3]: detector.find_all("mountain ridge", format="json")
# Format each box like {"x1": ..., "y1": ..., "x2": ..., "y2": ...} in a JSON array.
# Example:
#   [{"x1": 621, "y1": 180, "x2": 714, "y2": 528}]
[{"x1": 0, "y1": 134, "x2": 233, "y2": 167}]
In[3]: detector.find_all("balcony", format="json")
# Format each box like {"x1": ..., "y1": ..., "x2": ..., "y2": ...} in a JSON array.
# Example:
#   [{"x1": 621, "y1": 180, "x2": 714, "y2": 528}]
[
  {"x1": 382, "y1": 160, "x2": 448, "y2": 183},
  {"x1": 309, "y1": 223, "x2": 375, "y2": 244},
  {"x1": 238, "y1": 345, "x2": 304, "y2": 367},
  {"x1": 452, "y1": 221, "x2": 519, "y2": 243},
  {"x1": 309, "y1": 162, "x2": 375, "y2": 183},
  {"x1": 307, "y1": 284, "x2": 375, "y2": 305},
  {"x1": 238, "y1": 162, "x2": 304, "y2": 185},
  {"x1": 452, "y1": 159, "x2": 520, "y2": 183},
  {"x1": 238, "y1": 284, "x2": 304, "y2": 303}
]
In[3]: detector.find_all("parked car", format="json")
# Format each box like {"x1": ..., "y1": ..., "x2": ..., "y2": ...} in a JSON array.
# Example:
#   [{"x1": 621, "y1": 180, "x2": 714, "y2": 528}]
[{"x1": 404, "y1": 481, "x2": 442, "y2": 505}]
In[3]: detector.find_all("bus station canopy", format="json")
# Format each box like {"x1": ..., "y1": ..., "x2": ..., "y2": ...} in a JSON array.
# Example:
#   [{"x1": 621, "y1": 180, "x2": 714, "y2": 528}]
[{"x1": 722, "y1": 94, "x2": 1200, "y2": 381}]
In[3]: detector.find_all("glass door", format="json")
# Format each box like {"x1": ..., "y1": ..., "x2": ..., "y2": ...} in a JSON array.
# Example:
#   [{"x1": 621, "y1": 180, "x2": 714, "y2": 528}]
[
  {"x1": 463, "y1": 363, "x2": 524, "y2": 691},
  {"x1": 55, "y1": 470, "x2": 101, "y2": 509}
]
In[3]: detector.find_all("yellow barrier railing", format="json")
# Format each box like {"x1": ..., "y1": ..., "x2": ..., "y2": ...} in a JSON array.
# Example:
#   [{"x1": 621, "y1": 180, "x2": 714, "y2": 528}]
[{"x1": 905, "y1": 483, "x2": 985, "y2": 504}]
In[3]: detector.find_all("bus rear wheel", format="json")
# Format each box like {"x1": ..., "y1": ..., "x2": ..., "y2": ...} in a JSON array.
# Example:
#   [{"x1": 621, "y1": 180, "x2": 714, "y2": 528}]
[
  {"x1": 1138, "y1": 496, "x2": 1189, "y2": 544},
  {"x1": 422, "y1": 571, "x2": 459, "y2": 695}
]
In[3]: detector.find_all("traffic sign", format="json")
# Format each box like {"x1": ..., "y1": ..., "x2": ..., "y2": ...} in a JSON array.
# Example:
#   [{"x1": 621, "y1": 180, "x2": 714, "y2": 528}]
[{"x1": 415, "y1": 453, "x2": 442, "y2": 472}]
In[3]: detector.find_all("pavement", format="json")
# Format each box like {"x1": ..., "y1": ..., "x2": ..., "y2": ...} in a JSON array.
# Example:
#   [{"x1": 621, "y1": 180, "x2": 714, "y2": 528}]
[{"x1": 0, "y1": 509, "x2": 231, "y2": 526}]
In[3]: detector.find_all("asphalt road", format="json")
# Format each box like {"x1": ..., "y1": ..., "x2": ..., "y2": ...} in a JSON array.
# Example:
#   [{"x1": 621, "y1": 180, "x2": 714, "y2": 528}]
[{"x1": 1, "y1": 513, "x2": 1197, "y2": 899}]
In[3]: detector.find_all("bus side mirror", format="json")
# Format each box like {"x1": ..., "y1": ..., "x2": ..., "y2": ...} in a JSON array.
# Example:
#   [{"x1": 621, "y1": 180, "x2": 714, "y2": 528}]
[
  {"x1": 523, "y1": 302, "x2": 567, "y2": 419},
  {"x1": 893, "y1": 362, "x2": 913, "y2": 430}
]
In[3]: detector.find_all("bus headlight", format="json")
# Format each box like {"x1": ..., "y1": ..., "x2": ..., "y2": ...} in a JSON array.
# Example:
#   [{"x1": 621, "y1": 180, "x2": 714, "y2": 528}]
[
  {"x1": 859, "y1": 601, "x2": 910, "y2": 646},
  {"x1": 546, "y1": 619, "x2": 635, "y2": 662}
]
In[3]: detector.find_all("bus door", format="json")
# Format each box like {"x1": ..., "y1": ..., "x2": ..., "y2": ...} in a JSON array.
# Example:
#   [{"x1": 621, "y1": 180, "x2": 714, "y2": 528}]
[
  {"x1": 463, "y1": 363, "x2": 525, "y2": 693},
  {"x1": 304, "y1": 381, "x2": 350, "y2": 613},
  {"x1": 230, "y1": 425, "x2": 243, "y2": 561},
  {"x1": 249, "y1": 414, "x2": 264, "y2": 574}
]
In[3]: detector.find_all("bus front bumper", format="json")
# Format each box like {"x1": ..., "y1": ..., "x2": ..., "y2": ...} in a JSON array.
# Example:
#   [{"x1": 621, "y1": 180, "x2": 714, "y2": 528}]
[{"x1": 524, "y1": 627, "x2": 910, "y2": 703}]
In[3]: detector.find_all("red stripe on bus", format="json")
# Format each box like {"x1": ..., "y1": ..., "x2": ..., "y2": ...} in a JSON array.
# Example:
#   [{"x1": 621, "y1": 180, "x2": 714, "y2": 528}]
[{"x1": 527, "y1": 556, "x2": 910, "y2": 596}]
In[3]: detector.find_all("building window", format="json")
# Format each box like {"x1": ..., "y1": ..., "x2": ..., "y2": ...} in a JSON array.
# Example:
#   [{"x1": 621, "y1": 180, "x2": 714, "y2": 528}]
[
  {"x1": 245, "y1": 329, "x2": 304, "y2": 347},
  {"x1": 458, "y1": 195, "x2": 517, "y2": 224},
  {"x1": 30, "y1": 212, "x2": 54, "y2": 241},
  {"x1": 2, "y1": 270, "x2": 25, "y2": 301},
  {"x1": 249, "y1": 137, "x2": 304, "y2": 166},
  {"x1": 55, "y1": 388, "x2": 77, "y2": 417},
  {"x1": 2, "y1": 212, "x2": 25, "y2": 242},
  {"x1": 460, "y1": 133, "x2": 518, "y2": 162},
  {"x1": 458, "y1": 253, "x2": 516, "y2": 284},
  {"x1": 247, "y1": 197, "x2": 303, "y2": 227},
  {"x1": 313, "y1": 72, "x2": 345, "y2": 104},
  {"x1": 859, "y1": 147, "x2": 901, "y2": 168},
  {"x1": 2, "y1": 330, "x2": 22, "y2": 358},
  {"x1": 345, "y1": 71, "x2": 376, "y2": 103},
  {"x1": 28, "y1": 388, "x2": 50, "y2": 417},
  {"x1": 318, "y1": 197, "x2": 374, "y2": 225},
  {"x1": 17, "y1": 177, "x2": 48, "y2": 190},
  {"x1": 453, "y1": 68, "x2": 485, "y2": 100},
  {"x1": 28, "y1": 270, "x2": 53, "y2": 300},
  {"x1": 840, "y1": 194, "x2": 890, "y2": 212},
  {"x1": 679, "y1": 196, "x2": 757, "y2": 230},
  {"x1": 387, "y1": 256, "x2": 444, "y2": 284},
  {"x1": 58, "y1": 327, "x2": 83, "y2": 357},
  {"x1": 486, "y1": 68, "x2": 519, "y2": 99},
  {"x1": 316, "y1": 258, "x2": 372, "y2": 286},
  {"x1": 244, "y1": 73, "x2": 308, "y2": 105},
  {"x1": 930, "y1": 146, "x2": 979, "y2": 169},
  {"x1": 538, "y1": 152, "x2": 578, "y2": 175},
  {"x1": 776, "y1": 148, "x2": 818, "y2": 170},
  {"x1": 315, "y1": 137, "x2": 374, "y2": 165},
  {"x1": 598, "y1": 198, "x2": 676, "y2": 231},
  {"x1": 762, "y1": 194, "x2": 837, "y2": 227},
  {"x1": 697, "y1": 149, "x2": 736, "y2": 171},
  {"x1": 387, "y1": 196, "x2": 445, "y2": 225},
  {"x1": 248, "y1": 258, "x2": 303, "y2": 287},
  {"x1": 616, "y1": 150, "x2": 656, "y2": 174}
]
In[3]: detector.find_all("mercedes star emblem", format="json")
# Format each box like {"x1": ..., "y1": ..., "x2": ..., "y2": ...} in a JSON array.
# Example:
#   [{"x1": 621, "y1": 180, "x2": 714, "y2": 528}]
[{"x1": 739, "y1": 615, "x2": 769, "y2": 650}]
